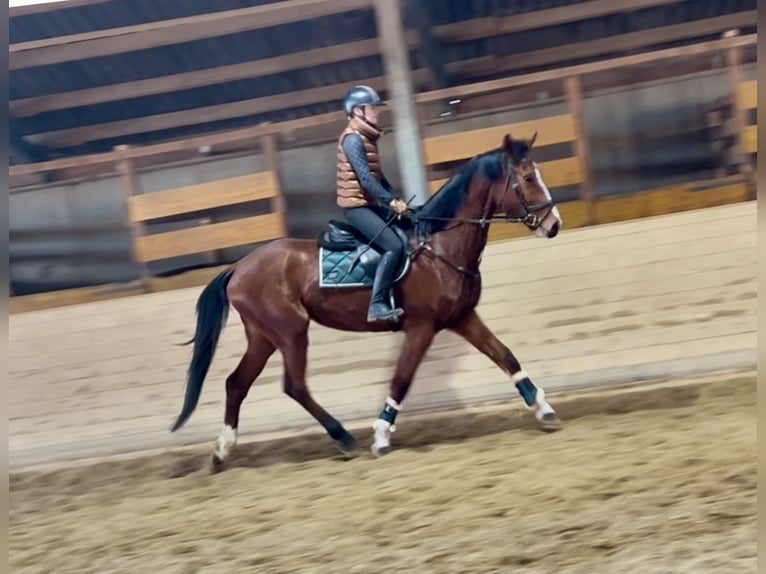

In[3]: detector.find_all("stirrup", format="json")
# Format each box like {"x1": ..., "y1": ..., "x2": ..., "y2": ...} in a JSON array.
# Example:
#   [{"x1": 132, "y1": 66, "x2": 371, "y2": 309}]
[{"x1": 367, "y1": 302, "x2": 403, "y2": 322}]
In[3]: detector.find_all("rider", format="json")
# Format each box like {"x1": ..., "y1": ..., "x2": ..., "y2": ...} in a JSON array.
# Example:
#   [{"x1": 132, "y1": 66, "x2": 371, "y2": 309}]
[{"x1": 336, "y1": 85, "x2": 409, "y2": 322}]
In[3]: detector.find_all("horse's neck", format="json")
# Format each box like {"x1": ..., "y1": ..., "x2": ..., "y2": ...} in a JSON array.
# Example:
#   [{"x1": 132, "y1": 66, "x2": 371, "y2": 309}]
[{"x1": 431, "y1": 189, "x2": 491, "y2": 272}]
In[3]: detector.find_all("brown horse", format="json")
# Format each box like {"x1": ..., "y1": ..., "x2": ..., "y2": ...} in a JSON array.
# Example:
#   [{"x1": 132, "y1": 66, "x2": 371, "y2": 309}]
[{"x1": 171, "y1": 132, "x2": 564, "y2": 471}]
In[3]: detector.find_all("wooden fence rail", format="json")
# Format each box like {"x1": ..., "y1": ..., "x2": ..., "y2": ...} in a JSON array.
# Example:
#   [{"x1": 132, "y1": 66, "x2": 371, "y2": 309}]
[{"x1": 118, "y1": 136, "x2": 287, "y2": 288}]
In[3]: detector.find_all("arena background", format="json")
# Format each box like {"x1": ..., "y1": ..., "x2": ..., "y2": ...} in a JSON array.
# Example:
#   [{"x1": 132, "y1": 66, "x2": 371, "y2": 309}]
[{"x1": 8, "y1": 2, "x2": 757, "y2": 571}]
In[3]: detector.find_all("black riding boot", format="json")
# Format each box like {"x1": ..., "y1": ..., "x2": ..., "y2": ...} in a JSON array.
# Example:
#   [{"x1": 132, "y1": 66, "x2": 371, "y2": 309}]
[{"x1": 367, "y1": 251, "x2": 403, "y2": 322}]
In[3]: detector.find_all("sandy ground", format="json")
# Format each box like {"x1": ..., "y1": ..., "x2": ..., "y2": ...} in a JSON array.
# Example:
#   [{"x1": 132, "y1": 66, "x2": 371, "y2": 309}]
[{"x1": 9, "y1": 375, "x2": 756, "y2": 574}]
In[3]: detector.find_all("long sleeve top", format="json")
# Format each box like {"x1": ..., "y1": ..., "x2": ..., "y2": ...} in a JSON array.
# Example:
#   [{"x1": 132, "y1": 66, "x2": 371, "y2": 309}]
[{"x1": 342, "y1": 133, "x2": 396, "y2": 205}]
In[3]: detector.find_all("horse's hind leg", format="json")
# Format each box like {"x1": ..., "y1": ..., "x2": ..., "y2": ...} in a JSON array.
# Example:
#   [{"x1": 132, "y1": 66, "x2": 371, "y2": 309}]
[
  {"x1": 451, "y1": 310, "x2": 560, "y2": 430},
  {"x1": 280, "y1": 327, "x2": 357, "y2": 456},
  {"x1": 212, "y1": 328, "x2": 276, "y2": 472}
]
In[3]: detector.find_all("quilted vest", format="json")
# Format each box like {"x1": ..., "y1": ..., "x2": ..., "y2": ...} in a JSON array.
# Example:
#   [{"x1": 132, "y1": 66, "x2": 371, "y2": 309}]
[{"x1": 336, "y1": 116, "x2": 385, "y2": 208}]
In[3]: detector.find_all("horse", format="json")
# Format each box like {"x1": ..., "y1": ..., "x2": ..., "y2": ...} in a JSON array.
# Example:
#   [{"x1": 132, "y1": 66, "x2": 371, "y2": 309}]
[{"x1": 170, "y1": 132, "x2": 564, "y2": 472}]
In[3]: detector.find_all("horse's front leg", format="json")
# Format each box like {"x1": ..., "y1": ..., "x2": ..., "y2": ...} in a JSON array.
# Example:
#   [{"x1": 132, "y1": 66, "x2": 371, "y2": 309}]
[
  {"x1": 451, "y1": 310, "x2": 561, "y2": 430},
  {"x1": 371, "y1": 323, "x2": 436, "y2": 457}
]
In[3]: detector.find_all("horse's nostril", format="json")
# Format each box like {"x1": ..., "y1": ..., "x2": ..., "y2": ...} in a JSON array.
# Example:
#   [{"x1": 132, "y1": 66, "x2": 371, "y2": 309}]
[{"x1": 548, "y1": 221, "x2": 560, "y2": 238}]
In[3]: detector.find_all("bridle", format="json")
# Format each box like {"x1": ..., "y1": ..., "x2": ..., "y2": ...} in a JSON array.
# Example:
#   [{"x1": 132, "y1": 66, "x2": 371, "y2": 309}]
[
  {"x1": 407, "y1": 156, "x2": 557, "y2": 277},
  {"x1": 413, "y1": 157, "x2": 555, "y2": 230}
]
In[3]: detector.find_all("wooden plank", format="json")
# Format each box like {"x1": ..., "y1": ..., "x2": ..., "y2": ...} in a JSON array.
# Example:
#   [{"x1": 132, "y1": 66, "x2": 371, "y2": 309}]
[
  {"x1": 475, "y1": 12, "x2": 757, "y2": 81},
  {"x1": 423, "y1": 115, "x2": 577, "y2": 165},
  {"x1": 9, "y1": 34, "x2": 756, "y2": 178},
  {"x1": 127, "y1": 172, "x2": 279, "y2": 222},
  {"x1": 9, "y1": 0, "x2": 374, "y2": 69},
  {"x1": 30, "y1": 68, "x2": 425, "y2": 148},
  {"x1": 416, "y1": 34, "x2": 757, "y2": 104},
  {"x1": 11, "y1": 110, "x2": 348, "y2": 176},
  {"x1": 741, "y1": 125, "x2": 757, "y2": 154},
  {"x1": 736, "y1": 80, "x2": 757, "y2": 112},
  {"x1": 429, "y1": 156, "x2": 584, "y2": 193},
  {"x1": 11, "y1": 36, "x2": 410, "y2": 117},
  {"x1": 594, "y1": 182, "x2": 750, "y2": 225},
  {"x1": 133, "y1": 213, "x2": 285, "y2": 262},
  {"x1": 433, "y1": 0, "x2": 677, "y2": 44}
]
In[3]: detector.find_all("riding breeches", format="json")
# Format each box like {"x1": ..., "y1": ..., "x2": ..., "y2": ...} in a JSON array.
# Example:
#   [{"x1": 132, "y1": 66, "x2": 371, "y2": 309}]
[{"x1": 343, "y1": 206, "x2": 405, "y2": 263}]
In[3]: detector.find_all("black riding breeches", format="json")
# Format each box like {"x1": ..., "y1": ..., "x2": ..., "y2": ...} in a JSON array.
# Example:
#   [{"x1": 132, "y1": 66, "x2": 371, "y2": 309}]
[{"x1": 343, "y1": 206, "x2": 404, "y2": 263}]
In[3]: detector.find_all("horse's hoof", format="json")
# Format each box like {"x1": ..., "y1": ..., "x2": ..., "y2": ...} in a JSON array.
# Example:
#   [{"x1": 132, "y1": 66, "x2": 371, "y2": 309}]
[
  {"x1": 209, "y1": 454, "x2": 226, "y2": 474},
  {"x1": 371, "y1": 443, "x2": 391, "y2": 458},
  {"x1": 540, "y1": 412, "x2": 562, "y2": 432},
  {"x1": 336, "y1": 437, "x2": 358, "y2": 459}
]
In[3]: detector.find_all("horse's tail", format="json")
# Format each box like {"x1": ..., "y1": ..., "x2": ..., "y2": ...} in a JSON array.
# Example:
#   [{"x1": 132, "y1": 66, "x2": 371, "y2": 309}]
[{"x1": 170, "y1": 266, "x2": 236, "y2": 433}]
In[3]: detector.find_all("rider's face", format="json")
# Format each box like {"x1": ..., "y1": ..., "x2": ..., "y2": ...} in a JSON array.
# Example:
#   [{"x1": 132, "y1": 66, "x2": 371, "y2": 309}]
[{"x1": 360, "y1": 105, "x2": 380, "y2": 125}]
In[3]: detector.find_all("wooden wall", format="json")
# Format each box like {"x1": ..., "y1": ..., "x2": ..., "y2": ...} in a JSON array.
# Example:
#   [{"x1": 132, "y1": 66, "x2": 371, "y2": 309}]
[{"x1": 9, "y1": 202, "x2": 756, "y2": 469}]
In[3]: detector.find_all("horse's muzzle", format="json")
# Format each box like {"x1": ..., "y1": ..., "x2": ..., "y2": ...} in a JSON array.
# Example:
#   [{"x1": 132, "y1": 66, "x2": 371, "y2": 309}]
[{"x1": 535, "y1": 206, "x2": 563, "y2": 238}]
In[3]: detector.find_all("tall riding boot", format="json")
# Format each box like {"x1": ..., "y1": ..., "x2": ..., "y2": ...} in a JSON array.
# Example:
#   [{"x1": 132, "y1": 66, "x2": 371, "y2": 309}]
[{"x1": 367, "y1": 251, "x2": 403, "y2": 322}]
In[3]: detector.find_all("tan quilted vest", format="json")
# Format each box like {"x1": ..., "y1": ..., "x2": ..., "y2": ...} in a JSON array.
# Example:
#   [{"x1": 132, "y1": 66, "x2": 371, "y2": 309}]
[{"x1": 336, "y1": 116, "x2": 385, "y2": 208}]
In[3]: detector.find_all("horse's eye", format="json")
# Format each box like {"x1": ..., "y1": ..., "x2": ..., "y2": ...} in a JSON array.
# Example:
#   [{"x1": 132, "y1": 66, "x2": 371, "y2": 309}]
[{"x1": 523, "y1": 175, "x2": 534, "y2": 183}]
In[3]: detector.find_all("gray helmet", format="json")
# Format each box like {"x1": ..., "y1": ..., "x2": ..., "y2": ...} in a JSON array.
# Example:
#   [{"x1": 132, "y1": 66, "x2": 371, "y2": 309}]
[{"x1": 343, "y1": 85, "x2": 384, "y2": 117}]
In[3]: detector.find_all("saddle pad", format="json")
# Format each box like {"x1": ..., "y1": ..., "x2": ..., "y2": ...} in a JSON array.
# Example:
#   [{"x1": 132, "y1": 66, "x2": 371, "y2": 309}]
[{"x1": 319, "y1": 247, "x2": 375, "y2": 288}]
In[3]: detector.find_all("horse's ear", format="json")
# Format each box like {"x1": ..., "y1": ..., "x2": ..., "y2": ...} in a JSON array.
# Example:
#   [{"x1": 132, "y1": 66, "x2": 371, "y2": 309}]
[
  {"x1": 502, "y1": 133, "x2": 512, "y2": 151},
  {"x1": 528, "y1": 131, "x2": 538, "y2": 148}
]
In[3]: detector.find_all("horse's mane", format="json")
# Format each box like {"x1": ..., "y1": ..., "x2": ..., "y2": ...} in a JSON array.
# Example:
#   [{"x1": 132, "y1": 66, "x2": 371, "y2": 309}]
[{"x1": 416, "y1": 148, "x2": 507, "y2": 234}]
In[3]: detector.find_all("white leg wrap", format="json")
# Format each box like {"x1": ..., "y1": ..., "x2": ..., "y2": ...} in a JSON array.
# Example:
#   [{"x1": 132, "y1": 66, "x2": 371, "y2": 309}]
[
  {"x1": 511, "y1": 370, "x2": 556, "y2": 421},
  {"x1": 214, "y1": 424, "x2": 238, "y2": 461},
  {"x1": 371, "y1": 396, "x2": 400, "y2": 454},
  {"x1": 533, "y1": 386, "x2": 556, "y2": 421},
  {"x1": 372, "y1": 419, "x2": 393, "y2": 453}
]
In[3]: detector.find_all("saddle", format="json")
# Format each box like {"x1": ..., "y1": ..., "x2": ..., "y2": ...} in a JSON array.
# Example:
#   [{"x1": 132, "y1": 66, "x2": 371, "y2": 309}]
[
  {"x1": 318, "y1": 219, "x2": 410, "y2": 253},
  {"x1": 316, "y1": 220, "x2": 412, "y2": 289}
]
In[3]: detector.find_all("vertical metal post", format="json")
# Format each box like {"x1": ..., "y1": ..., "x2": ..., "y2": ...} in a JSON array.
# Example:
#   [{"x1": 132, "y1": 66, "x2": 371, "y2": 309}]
[
  {"x1": 373, "y1": 0, "x2": 430, "y2": 205},
  {"x1": 261, "y1": 133, "x2": 289, "y2": 236},
  {"x1": 725, "y1": 43, "x2": 755, "y2": 200},
  {"x1": 114, "y1": 144, "x2": 152, "y2": 291},
  {"x1": 564, "y1": 76, "x2": 597, "y2": 225}
]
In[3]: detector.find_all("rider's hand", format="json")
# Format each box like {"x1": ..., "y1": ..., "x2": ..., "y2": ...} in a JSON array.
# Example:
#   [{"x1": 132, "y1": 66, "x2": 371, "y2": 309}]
[{"x1": 390, "y1": 199, "x2": 408, "y2": 214}]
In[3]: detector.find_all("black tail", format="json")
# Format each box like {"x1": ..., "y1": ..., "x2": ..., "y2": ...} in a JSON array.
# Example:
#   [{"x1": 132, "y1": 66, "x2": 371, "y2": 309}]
[{"x1": 170, "y1": 266, "x2": 236, "y2": 432}]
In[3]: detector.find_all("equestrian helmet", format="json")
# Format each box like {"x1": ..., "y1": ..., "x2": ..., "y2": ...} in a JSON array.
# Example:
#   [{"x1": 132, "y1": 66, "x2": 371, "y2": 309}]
[{"x1": 343, "y1": 85, "x2": 384, "y2": 117}]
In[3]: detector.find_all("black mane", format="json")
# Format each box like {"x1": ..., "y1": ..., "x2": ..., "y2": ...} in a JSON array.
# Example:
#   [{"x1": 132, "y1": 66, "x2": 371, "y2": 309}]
[{"x1": 416, "y1": 148, "x2": 507, "y2": 234}]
